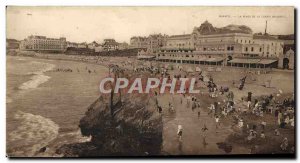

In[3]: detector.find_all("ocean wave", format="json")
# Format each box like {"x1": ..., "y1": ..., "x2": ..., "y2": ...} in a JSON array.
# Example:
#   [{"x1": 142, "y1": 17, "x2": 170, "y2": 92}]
[
  {"x1": 59, "y1": 130, "x2": 92, "y2": 143},
  {"x1": 18, "y1": 61, "x2": 55, "y2": 90},
  {"x1": 7, "y1": 110, "x2": 60, "y2": 157}
]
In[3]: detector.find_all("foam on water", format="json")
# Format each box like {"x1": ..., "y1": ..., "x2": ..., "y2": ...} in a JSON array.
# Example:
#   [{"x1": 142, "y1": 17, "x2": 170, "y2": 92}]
[
  {"x1": 60, "y1": 130, "x2": 92, "y2": 143},
  {"x1": 19, "y1": 61, "x2": 55, "y2": 90},
  {"x1": 8, "y1": 59, "x2": 92, "y2": 157},
  {"x1": 7, "y1": 110, "x2": 59, "y2": 157}
]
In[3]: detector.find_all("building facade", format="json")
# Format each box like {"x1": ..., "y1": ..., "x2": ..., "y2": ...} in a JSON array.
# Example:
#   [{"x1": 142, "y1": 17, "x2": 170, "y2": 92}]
[
  {"x1": 6, "y1": 39, "x2": 20, "y2": 50},
  {"x1": 147, "y1": 34, "x2": 168, "y2": 53},
  {"x1": 163, "y1": 34, "x2": 195, "y2": 50},
  {"x1": 155, "y1": 21, "x2": 284, "y2": 68},
  {"x1": 20, "y1": 35, "x2": 67, "y2": 52}
]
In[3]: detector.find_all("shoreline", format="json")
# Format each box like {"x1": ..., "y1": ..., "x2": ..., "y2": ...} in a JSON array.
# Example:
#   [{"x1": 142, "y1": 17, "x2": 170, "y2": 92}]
[{"x1": 6, "y1": 55, "x2": 108, "y2": 157}]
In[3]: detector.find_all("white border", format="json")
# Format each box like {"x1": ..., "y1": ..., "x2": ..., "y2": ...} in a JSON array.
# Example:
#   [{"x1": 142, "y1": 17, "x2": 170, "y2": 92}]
[{"x1": 1, "y1": 0, "x2": 299, "y2": 163}]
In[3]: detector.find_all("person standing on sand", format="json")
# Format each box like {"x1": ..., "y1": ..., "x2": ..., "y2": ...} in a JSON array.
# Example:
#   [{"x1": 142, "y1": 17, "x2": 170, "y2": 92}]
[
  {"x1": 215, "y1": 115, "x2": 220, "y2": 130},
  {"x1": 186, "y1": 95, "x2": 191, "y2": 108},
  {"x1": 278, "y1": 111, "x2": 283, "y2": 126},
  {"x1": 180, "y1": 95, "x2": 183, "y2": 104},
  {"x1": 177, "y1": 125, "x2": 183, "y2": 142},
  {"x1": 202, "y1": 123, "x2": 208, "y2": 132},
  {"x1": 202, "y1": 136, "x2": 208, "y2": 148},
  {"x1": 192, "y1": 99, "x2": 197, "y2": 111},
  {"x1": 280, "y1": 137, "x2": 288, "y2": 151}
]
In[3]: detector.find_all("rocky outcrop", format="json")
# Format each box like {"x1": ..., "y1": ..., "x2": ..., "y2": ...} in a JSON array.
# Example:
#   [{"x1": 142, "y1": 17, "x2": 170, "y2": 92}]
[{"x1": 58, "y1": 93, "x2": 163, "y2": 157}]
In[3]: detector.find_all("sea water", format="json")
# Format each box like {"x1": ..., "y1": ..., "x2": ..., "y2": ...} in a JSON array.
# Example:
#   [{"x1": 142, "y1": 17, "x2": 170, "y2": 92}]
[{"x1": 6, "y1": 56, "x2": 96, "y2": 157}]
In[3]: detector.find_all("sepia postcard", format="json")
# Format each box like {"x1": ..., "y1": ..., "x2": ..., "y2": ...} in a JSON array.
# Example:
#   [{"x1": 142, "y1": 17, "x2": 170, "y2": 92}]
[{"x1": 6, "y1": 6, "x2": 295, "y2": 158}]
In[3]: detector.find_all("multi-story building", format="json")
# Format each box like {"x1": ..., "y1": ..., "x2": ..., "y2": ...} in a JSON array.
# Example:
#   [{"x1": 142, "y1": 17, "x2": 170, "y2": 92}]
[
  {"x1": 156, "y1": 21, "x2": 284, "y2": 68},
  {"x1": 252, "y1": 35, "x2": 284, "y2": 58},
  {"x1": 147, "y1": 34, "x2": 168, "y2": 53},
  {"x1": 163, "y1": 34, "x2": 195, "y2": 50},
  {"x1": 20, "y1": 35, "x2": 67, "y2": 52},
  {"x1": 6, "y1": 39, "x2": 20, "y2": 50}
]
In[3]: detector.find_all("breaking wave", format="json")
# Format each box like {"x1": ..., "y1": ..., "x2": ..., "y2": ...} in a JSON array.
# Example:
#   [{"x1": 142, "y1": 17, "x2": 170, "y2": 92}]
[
  {"x1": 7, "y1": 111, "x2": 59, "y2": 157},
  {"x1": 19, "y1": 61, "x2": 55, "y2": 90}
]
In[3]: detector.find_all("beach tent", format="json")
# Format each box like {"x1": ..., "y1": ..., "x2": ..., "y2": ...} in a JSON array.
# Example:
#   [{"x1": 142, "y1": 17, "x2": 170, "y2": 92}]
[{"x1": 207, "y1": 66, "x2": 214, "y2": 72}]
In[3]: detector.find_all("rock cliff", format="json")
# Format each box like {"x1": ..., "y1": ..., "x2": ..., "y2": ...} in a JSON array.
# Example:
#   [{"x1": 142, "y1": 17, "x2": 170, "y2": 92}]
[{"x1": 57, "y1": 93, "x2": 163, "y2": 157}]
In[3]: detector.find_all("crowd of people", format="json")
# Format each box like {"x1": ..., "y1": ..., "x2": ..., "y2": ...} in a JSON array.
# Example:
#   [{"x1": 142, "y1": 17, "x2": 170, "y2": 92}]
[
  {"x1": 101, "y1": 58, "x2": 295, "y2": 154},
  {"x1": 167, "y1": 66, "x2": 293, "y2": 153},
  {"x1": 50, "y1": 66, "x2": 98, "y2": 74}
]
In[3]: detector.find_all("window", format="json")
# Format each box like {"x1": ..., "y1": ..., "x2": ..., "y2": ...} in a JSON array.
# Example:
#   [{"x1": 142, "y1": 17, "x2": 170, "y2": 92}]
[
  {"x1": 231, "y1": 46, "x2": 234, "y2": 51},
  {"x1": 203, "y1": 48, "x2": 206, "y2": 51},
  {"x1": 251, "y1": 47, "x2": 254, "y2": 52},
  {"x1": 227, "y1": 46, "x2": 230, "y2": 51},
  {"x1": 259, "y1": 48, "x2": 262, "y2": 52},
  {"x1": 249, "y1": 40, "x2": 251, "y2": 43},
  {"x1": 186, "y1": 54, "x2": 189, "y2": 57},
  {"x1": 245, "y1": 47, "x2": 248, "y2": 52}
]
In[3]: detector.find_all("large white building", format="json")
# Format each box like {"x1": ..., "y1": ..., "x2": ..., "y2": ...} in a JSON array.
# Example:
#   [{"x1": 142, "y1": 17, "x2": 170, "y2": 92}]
[
  {"x1": 20, "y1": 35, "x2": 67, "y2": 52},
  {"x1": 156, "y1": 21, "x2": 284, "y2": 68}
]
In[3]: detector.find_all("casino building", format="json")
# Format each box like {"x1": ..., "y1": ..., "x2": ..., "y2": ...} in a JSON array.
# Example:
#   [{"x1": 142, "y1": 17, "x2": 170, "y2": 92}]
[{"x1": 156, "y1": 21, "x2": 284, "y2": 69}]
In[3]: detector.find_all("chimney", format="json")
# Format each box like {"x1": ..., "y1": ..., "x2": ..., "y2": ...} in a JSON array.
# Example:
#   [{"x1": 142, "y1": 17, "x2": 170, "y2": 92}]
[{"x1": 264, "y1": 20, "x2": 268, "y2": 35}]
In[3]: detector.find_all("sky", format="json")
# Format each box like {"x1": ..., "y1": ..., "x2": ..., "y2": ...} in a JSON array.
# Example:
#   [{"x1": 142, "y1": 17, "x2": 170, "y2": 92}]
[{"x1": 6, "y1": 6, "x2": 294, "y2": 43}]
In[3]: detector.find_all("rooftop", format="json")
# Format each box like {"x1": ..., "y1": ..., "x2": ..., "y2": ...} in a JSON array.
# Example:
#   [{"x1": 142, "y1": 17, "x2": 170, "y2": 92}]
[{"x1": 193, "y1": 21, "x2": 253, "y2": 35}]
